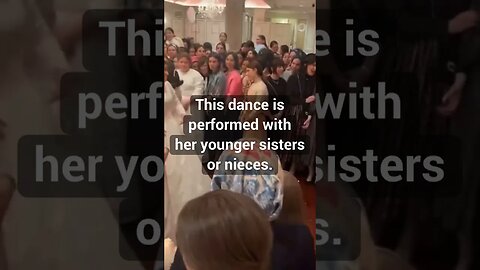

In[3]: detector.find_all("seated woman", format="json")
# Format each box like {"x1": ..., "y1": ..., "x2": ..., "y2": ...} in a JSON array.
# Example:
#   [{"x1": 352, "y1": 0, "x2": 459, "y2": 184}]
[
  {"x1": 170, "y1": 141, "x2": 315, "y2": 270},
  {"x1": 176, "y1": 190, "x2": 273, "y2": 270}
]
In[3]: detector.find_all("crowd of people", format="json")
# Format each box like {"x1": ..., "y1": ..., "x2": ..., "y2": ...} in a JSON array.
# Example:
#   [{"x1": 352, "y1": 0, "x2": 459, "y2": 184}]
[
  {"x1": 2, "y1": 0, "x2": 480, "y2": 269},
  {"x1": 164, "y1": 27, "x2": 316, "y2": 178},
  {"x1": 162, "y1": 27, "x2": 317, "y2": 270}
]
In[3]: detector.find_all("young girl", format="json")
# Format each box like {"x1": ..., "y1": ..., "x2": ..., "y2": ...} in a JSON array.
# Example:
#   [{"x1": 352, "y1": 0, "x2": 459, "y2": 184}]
[{"x1": 240, "y1": 60, "x2": 269, "y2": 141}]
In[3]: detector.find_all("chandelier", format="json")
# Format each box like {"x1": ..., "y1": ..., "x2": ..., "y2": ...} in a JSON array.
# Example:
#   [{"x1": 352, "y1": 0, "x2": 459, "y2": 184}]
[{"x1": 197, "y1": 0, "x2": 225, "y2": 19}]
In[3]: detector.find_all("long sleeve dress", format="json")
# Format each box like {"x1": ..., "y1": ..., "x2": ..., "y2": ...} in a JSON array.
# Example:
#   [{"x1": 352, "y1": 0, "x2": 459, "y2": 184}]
[
  {"x1": 284, "y1": 72, "x2": 315, "y2": 170},
  {"x1": 164, "y1": 81, "x2": 211, "y2": 242},
  {"x1": 177, "y1": 68, "x2": 204, "y2": 113}
]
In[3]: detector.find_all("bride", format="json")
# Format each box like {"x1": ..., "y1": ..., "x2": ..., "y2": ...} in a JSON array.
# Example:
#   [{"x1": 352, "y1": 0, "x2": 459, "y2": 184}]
[{"x1": 164, "y1": 62, "x2": 211, "y2": 242}]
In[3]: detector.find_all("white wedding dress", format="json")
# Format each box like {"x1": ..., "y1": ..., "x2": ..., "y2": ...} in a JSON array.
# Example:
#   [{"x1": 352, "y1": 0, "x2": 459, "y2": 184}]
[{"x1": 164, "y1": 81, "x2": 211, "y2": 242}]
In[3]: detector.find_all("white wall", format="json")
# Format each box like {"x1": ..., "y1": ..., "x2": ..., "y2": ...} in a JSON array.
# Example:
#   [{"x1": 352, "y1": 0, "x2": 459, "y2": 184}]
[
  {"x1": 304, "y1": 13, "x2": 316, "y2": 53},
  {"x1": 165, "y1": 2, "x2": 187, "y2": 37},
  {"x1": 164, "y1": 3, "x2": 316, "y2": 53},
  {"x1": 165, "y1": 2, "x2": 226, "y2": 45},
  {"x1": 267, "y1": 11, "x2": 316, "y2": 53}
]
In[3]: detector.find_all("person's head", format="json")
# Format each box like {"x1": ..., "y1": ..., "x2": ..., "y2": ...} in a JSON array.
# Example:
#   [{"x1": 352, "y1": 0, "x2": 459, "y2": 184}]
[
  {"x1": 216, "y1": 42, "x2": 226, "y2": 55},
  {"x1": 177, "y1": 53, "x2": 191, "y2": 73},
  {"x1": 304, "y1": 53, "x2": 316, "y2": 76},
  {"x1": 270, "y1": 40, "x2": 279, "y2": 53},
  {"x1": 257, "y1": 48, "x2": 274, "y2": 75},
  {"x1": 237, "y1": 53, "x2": 244, "y2": 66},
  {"x1": 240, "y1": 42, "x2": 249, "y2": 54},
  {"x1": 290, "y1": 57, "x2": 302, "y2": 74},
  {"x1": 225, "y1": 52, "x2": 239, "y2": 71},
  {"x1": 167, "y1": 44, "x2": 178, "y2": 59},
  {"x1": 194, "y1": 43, "x2": 205, "y2": 57},
  {"x1": 270, "y1": 58, "x2": 285, "y2": 77},
  {"x1": 241, "y1": 59, "x2": 249, "y2": 74},
  {"x1": 282, "y1": 52, "x2": 290, "y2": 66},
  {"x1": 198, "y1": 56, "x2": 209, "y2": 77},
  {"x1": 203, "y1": 42, "x2": 213, "y2": 52},
  {"x1": 208, "y1": 53, "x2": 222, "y2": 73},
  {"x1": 245, "y1": 40, "x2": 255, "y2": 50},
  {"x1": 280, "y1": 45, "x2": 289, "y2": 56},
  {"x1": 246, "y1": 60, "x2": 263, "y2": 81},
  {"x1": 256, "y1": 35, "x2": 266, "y2": 45},
  {"x1": 219, "y1": 32, "x2": 228, "y2": 43},
  {"x1": 165, "y1": 27, "x2": 175, "y2": 41},
  {"x1": 288, "y1": 50, "x2": 296, "y2": 64},
  {"x1": 176, "y1": 190, "x2": 273, "y2": 270},
  {"x1": 247, "y1": 49, "x2": 257, "y2": 60}
]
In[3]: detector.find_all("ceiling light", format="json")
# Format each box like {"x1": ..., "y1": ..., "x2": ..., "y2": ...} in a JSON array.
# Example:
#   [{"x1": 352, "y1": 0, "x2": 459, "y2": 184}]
[{"x1": 165, "y1": 0, "x2": 271, "y2": 9}]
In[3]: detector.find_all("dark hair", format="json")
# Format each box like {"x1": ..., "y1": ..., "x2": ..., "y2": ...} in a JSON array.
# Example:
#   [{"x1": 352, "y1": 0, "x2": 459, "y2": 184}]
[
  {"x1": 198, "y1": 56, "x2": 209, "y2": 67},
  {"x1": 247, "y1": 49, "x2": 257, "y2": 58},
  {"x1": 165, "y1": 27, "x2": 174, "y2": 34},
  {"x1": 245, "y1": 40, "x2": 255, "y2": 48},
  {"x1": 246, "y1": 60, "x2": 263, "y2": 76},
  {"x1": 219, "y1": 32, "x2": 228, "y2": 39},
  {"x1": 225, "y1": 52, "x2": 240, "y2": 70},
  {"x1": 203, "y1": 42, "x2": 213, "y2": 51},
  {"x1": 257, "y1": 48, "x2": 274, "y2": 72},
  {"x1": 291, "y1": 48, "x2": 306, "y2": 60},
  {"x1": 291, "y1": 56, "x2": 302, "y2": 64},
  {"x1": 269, "y1": 40, "x2": 278, "y2": 48},
  {"x1": 209, "y1": 53, "x2": 223, "y2": 72},
  {"x1": 177, "y1": 53, "x2": 191, "y2": 63},
  {"x1": 193, "y1": 43, "x2": 204, "y2": 52},
  {"x1": 216, "y1": 42, "x2": 226, "y2": 50},
  {"x1": 304, "y1": 53, "x2": 315, "y2": 66},
  {"x1": 270, "y1": 58, "x2": 285, "y2": 74},
  {"x1": 182, "y1": 38, "x2": 192, "y2": 50},
  {"x1": 280, "y1": 45, "x2": 289, "y2": 55},
  {"x1": 167, "y1": 43, "x2": 178, "y2": 52},
  {"x1": 290, "y1": 57, "x2": 303, "y2": 74}
]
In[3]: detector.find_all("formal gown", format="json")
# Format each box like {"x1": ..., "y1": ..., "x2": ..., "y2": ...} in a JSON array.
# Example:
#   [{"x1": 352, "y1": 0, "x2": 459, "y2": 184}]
[{"x1": 163, "y1": 81, "x2": 211, "y2": 242}]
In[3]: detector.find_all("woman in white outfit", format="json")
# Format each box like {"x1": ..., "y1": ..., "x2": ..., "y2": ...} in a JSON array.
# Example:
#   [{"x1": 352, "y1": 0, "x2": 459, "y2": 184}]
[
  {"x1": 163, "y1": 63, "x2": 211, "y2": 242},
  {"x1": 175, "y1": 53, "x2": 204, "y2": 112}
]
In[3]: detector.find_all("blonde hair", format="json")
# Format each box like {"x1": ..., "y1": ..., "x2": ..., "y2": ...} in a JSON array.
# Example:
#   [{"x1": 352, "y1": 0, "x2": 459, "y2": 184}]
[{"x1": 176, "y1": 190, "x2": 272, "y2": 270}]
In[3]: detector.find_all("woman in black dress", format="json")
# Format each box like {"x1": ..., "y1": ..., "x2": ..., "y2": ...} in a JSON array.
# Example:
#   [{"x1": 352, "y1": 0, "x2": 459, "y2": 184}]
[
  {"x1": 284, "y1": 55, "x2": 316, "y2": 179},
  {"x1": 265, "y1": 58, "x2": 288, "y2": 156}
]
